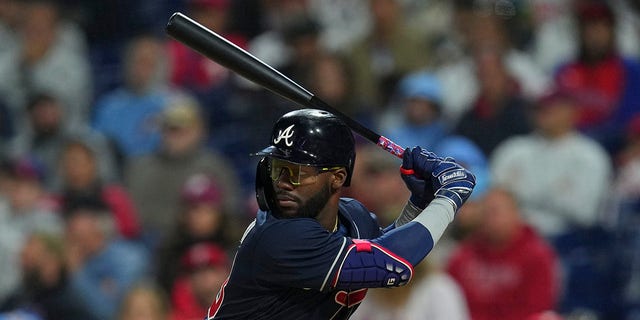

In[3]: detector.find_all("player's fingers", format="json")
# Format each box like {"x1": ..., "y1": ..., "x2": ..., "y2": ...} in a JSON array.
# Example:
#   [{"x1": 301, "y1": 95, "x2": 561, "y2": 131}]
[{"x1": 401, "y1": 147, "x2": 414, "y2": 174}]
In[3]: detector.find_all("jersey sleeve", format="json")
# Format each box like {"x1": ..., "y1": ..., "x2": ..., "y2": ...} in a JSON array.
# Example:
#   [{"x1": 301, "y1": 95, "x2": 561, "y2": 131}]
[{"x1": 253, "y1": 218, "x2": 349, "y2": 292}]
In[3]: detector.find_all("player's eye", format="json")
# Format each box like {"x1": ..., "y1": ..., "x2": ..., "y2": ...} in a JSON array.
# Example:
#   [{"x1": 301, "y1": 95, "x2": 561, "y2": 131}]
[{"x1": 270, "y1": 158, "x2": 305, "y2": 185}]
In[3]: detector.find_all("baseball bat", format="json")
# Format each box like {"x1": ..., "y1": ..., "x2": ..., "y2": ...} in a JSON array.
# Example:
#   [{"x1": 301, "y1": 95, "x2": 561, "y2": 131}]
[{"x1": 165, "y1": 12, "x2": 405, "y2": 158}]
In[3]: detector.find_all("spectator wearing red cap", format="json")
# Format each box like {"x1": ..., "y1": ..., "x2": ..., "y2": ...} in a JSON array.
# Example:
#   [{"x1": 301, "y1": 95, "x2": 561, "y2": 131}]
[
  {"x1": 170, "y1": 243, "x2": 230, "y2": 320},
  {"x1": 554, "y1": 0, "x2": 640, "y2": 155},
  {"x1": 155, "y1": 173, "x2": 239, "y2": 294}
]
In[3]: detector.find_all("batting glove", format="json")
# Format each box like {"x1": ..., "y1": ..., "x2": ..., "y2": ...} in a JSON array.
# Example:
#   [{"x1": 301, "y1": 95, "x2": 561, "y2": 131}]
[
  {"x1": 431, "y1": 157, "x2": 476, "y2": 213},
  {"x1": 400, "y1": 147, "x2": 439, "y2": 209}
]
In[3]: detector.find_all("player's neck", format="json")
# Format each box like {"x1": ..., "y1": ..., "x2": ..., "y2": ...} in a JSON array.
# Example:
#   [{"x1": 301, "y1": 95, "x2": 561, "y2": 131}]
[{"x1": 316, "y1": 198, "x2": 340, "y2": 232}]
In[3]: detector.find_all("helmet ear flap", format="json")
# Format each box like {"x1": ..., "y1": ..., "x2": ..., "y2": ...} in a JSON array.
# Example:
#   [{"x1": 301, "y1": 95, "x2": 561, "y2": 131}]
[{"x1": 255, "y1": 157, "x2": 279, "y2": 214}]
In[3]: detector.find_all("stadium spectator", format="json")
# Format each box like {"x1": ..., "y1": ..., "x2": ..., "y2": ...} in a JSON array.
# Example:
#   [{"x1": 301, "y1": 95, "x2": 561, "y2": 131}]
[
  {"x1": 554, "y1": 0, "x2": 640, "y2": 155},
  {"x1": 491, "y1": 70, "x2": 616, "y2": 320},
  {"x1": 490, "y1": 87, "x2": 612, "y2": 239},
  {"x1": 125, "y1": 97, "x2": 241, "y2": 246},
  {"x1": 344, "y1": 0, "x2": 430, "y2": 110},
  {"x1": 454, "y1": 41, "x2": 533, "y2": 157},
  {"x1": 433, "y1": 7, "x2": 550, "y2": 125},
  {"x1": 170, "y1": 243, "x2": 230, "y2": 320},
  {"x1": 93, "y1": 34, "x2": 172, "y2": 159},
  {"x1": 64, "y1": 204, "x2": 149, "y2": 320},
  {"x1": 379, "y1": 71, "x2": 449, "y2": 151},
  {"x1": 277, "y1": 15, "x2": 324, "y2": 89},
  {"x1": 0, "y1": 0, "x2": 91, "y2": 131},
  {"x1": 447, "y1": 187, "x2": 559, "y2": 320},
  {"x1": 57, "y1": 138, "x2": 141, "y2": 239},
  {"x1": 118, "y1": 282, "x2": 170, "y2": 320},
  {"x1": 307, "y1": 53, "x2": 366, "y2": 120},
  {"x1": 1, "y1": 233, "x2": 98, "y2": 319},
  {"x1": 0, "y1": 157, "x2": 62, "y2": 309},
  {"x1": 8, "y1": 93, "x2": 117, "y2": 190},
  {"x1": 155, "y1": 173, "x2": 239, "y2": 293}
]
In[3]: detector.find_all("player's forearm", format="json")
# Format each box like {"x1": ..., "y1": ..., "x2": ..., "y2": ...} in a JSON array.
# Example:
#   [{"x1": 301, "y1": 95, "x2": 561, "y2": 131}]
[
  {"x1": 374, "y1": 198, "x2": 455, "y2": 265},
  {"x1": 394, "y1": 201, "x2": 422, "y2": 227}
]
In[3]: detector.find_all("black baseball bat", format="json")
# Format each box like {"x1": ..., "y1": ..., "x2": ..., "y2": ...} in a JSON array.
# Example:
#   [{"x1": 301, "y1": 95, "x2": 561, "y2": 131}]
[{"x1": 165, "y1": 12, "x2": 405, "y2": 158}]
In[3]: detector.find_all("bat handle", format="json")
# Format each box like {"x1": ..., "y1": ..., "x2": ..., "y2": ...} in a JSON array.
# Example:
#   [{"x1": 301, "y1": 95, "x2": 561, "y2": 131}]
[{"x1": 377, "y1": 136, "x2": 405, "y2": 159}]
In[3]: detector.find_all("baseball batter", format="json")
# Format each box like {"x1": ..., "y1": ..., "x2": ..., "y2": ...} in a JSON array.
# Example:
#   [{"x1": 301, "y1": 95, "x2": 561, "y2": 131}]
[{"x1": 207, "y1": 109, "x2": 475, "y2": 319}]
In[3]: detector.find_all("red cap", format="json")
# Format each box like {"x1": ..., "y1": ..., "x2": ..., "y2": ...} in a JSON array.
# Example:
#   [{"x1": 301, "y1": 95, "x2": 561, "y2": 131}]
[
  {"x1": 536, "y1": 86, "x2": 580, "y2": 108},
  {"x1": 181, "y1": 243, "x2": 229, "y2": 272},
  {"x1": 576, "y1": 1, "x2": 615, "y2": 24},
  {"x1": 180, "y1": 174, "x2": 222, "y2": 206}
]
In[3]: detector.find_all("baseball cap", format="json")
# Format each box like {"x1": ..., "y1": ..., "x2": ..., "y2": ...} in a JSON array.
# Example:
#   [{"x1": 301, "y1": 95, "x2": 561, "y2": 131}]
[
  {"x1": 535, "y1": 86, "x2": 581, "y2": 109},
  {"x1": 399, "y1": 72, "x2": 443, "y2": 105},
  {"x1": 180, "y1": 174, "x2": 222, "y2": 206},
  {"x1": 576, "y1": 1, "x2": 614, "y2": 24},
  {"x1": 181, "y1": 243, "x2": 229, "y2": 272},
  {"x1": 161, "y1": 98, "x2": 202, "y2": 129}
]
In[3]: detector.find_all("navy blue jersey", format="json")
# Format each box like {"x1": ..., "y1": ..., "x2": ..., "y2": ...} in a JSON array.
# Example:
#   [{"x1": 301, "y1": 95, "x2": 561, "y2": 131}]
[{"x1": 207, "y1": 198, "x2": 382, "y2": 319}]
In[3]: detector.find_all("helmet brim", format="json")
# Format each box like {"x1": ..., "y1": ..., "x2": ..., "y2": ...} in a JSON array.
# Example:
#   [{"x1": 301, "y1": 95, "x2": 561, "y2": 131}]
[{"x1": 251, "y1": 145, "x2": 319, "y2": 165}]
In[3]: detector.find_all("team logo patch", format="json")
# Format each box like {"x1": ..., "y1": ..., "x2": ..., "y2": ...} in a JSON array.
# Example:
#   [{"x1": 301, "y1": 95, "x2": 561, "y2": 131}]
[
  {"x1": 273, "y1": 124, "x2": 295, "y2": 147},
  {"x1": 439, "y1": 170, "x2": 466, "y2": 184}
]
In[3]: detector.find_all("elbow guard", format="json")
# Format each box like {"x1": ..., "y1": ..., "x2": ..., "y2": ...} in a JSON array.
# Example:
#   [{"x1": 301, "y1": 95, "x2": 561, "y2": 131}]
[{"x1": 332, "y1": 239, "x2": 413, "y2": 290}]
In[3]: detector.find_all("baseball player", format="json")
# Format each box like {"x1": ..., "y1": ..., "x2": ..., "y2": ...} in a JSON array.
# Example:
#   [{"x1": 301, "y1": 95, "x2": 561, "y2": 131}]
[{"x1": 207, "y1": 109, "x2": 475, "y2": 319}]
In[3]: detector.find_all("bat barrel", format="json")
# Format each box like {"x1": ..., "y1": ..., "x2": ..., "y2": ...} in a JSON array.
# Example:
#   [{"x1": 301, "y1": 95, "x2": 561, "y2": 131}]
[{"x1": 166, "y1": 12, "x2": 314, "y2": 107}]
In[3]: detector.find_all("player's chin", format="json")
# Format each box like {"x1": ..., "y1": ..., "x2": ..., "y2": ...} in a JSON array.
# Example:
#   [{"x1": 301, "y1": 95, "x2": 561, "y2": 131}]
[{"x1": 277, "y1": 200, "x2": 300, "y2": 217}]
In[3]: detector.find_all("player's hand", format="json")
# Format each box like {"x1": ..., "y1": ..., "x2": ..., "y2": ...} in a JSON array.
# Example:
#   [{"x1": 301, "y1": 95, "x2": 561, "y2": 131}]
[
  {"x1": 400, "y1": 146, "x2": 438, "y2": 209},
  {"x1": 431, "y1": 157, "x2": 476, "y2": 213}
]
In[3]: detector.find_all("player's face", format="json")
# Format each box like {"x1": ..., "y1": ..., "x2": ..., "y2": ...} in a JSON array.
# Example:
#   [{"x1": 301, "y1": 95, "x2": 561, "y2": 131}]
[{"x1": 270, "y1": 159, "x2": 337, "y2": 218}]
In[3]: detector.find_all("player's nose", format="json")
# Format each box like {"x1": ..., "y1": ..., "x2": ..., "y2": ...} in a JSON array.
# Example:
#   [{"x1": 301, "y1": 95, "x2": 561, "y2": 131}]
[{"x1": 274, "y1": 170, "x2": 295, "y2": 190}]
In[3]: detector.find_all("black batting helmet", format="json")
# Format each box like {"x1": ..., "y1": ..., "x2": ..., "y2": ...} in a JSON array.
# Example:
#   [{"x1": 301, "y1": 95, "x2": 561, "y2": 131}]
[
  {"x1": 254, "y1": 109, "x2": 356, "y2": 213},
  {"x1": 254, "y1": 108, "x2": 356, "y2": 186}
]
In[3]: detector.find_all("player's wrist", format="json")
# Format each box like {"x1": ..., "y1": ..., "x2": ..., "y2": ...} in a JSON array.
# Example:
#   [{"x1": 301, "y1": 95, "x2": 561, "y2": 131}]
[{"x1": 395, "y1": 200, "x2": 422, "y2": 227}]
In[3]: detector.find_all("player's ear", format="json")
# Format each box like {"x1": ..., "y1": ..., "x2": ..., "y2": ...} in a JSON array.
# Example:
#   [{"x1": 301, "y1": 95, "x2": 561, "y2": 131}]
[{"x1": 331, "y1": 168, "x2": 347, "y2": 189}]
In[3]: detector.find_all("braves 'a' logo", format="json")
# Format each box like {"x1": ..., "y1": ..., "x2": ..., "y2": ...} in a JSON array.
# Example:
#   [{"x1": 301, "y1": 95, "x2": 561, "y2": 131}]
[{"x1": 273, "y1": 124, "x2": 295, "y2": 147}]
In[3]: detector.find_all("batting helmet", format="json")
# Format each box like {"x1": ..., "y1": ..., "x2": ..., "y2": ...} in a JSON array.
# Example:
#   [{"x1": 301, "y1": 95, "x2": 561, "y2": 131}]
[
  {"x1": 254, "y1": 109, "x2": 356, "y2": 213},
  {"x1": 254, "y1": 108, "x2": 356, "y2": 185}
]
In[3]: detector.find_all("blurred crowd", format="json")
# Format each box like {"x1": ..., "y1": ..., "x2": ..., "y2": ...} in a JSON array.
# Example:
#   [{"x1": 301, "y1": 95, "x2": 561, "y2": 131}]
[{"x1": 0, "y1": 0, "x2": 639, "y2": 319}]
